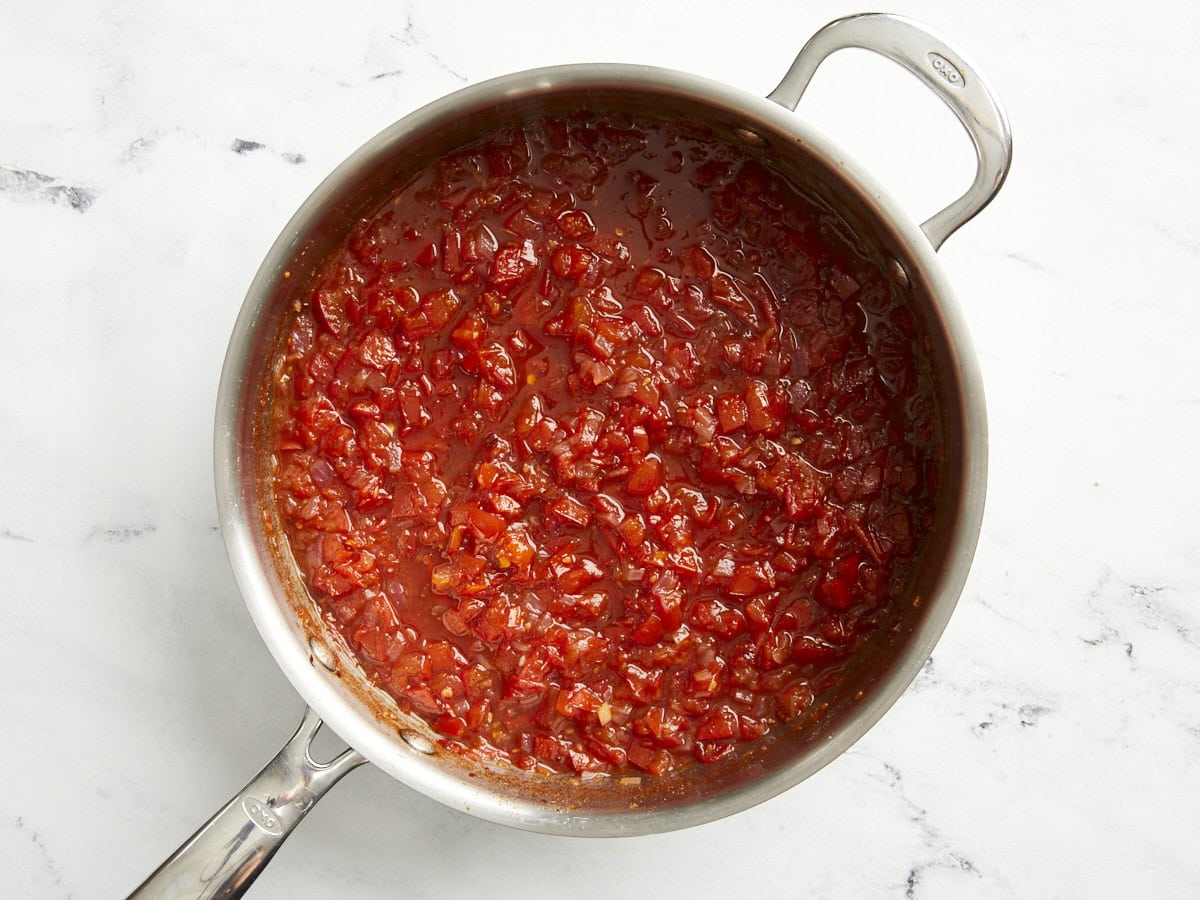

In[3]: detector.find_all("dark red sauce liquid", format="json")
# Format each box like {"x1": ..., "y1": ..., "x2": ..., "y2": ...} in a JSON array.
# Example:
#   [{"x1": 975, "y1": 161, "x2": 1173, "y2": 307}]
[{"x1": 270, "y1": 113, "x2": 938, "y2": 776}]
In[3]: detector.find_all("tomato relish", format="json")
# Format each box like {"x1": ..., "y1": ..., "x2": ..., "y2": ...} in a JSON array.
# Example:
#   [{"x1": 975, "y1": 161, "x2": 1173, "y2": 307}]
[{"x1": 270, "y1": 113, "x2": 938, "y2": 777}]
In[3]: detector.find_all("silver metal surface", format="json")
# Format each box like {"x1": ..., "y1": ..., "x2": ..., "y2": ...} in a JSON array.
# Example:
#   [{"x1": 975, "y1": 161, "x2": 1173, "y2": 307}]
[
  {"x1": 136, "y1": 11, "x2": 1011, "y2": 892},
  {"x1": 768, "y1": 13, "x2": 1013, "y2": 249},
  {"x1": 129, "y1": 709, "x2": 364, "y2": 899}
]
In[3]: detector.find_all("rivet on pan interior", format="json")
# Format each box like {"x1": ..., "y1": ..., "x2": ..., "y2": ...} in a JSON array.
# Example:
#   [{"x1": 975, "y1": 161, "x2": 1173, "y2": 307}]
[
  {"x1": 887, "y1": 256, "x2": 910, "y2": 288},
  {"x1": 400, "y1": 729, "x2": 436, "y2": 755},
  {"x1": 309, "y1": 636, "x2": 336, "y2": 671},
  {"x1": 733, "y1": 127, "x2": 765, "y2": 147}
]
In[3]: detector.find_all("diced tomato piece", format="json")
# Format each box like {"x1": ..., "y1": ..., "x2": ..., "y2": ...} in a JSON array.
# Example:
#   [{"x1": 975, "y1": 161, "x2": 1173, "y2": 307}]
[
  {"x1": 549, "y1": 495, "x2": 592, "y2": 528},
  {"x1": 817, "y1": 553, "x2": 861, "y2": 610},
  {"x1": 716, "y1": 394, "x2": 748, "y2": 433},
  {"x1": 739, "y1": 716, "x2": 768, "y2": 741},
  {"x1": 401, "y1": 685, "x2": 442, "y2": 717},
  {"x1": 622, "y1": 663, "x2": 662, "y2": 703},
  {"x1": 496, "y1": 524, "x2": 536, "y2": 569},
  {"x1": 694, "y1": 741, "x2": 735, "y2": 763},
  {"x1": 477, "y1": 342, "x2": 518, "y2": 389},
  {"x1": 467, "y1": 504, "x2": 506, "y2": 538},
  {"x1": 791, "y1": 635, "x2": 845, "y2": 664},
  {"x1": 633, "y1": 707, "x2": 688, "y2": 748},
  {"x1": 745, "y1": 380, "x2": 783, "y2": 434},
  {"x1": 355, "y1": 627, "x2": 391, "y2": 662},
  {"x1": 415, "y1": 241, "x2": 439, "y2": 267},
  {"x1": 556, "y1": 209, "x2": 597, "y2": 240},
  {"x1": 550, "y1": 245, "x2": 596, "y2": 280},
  {"x1": 557, "y1": 557, "x2": 603, "y2": 592},
  {"x1": 818, "y1": 576, "x2": 853, "y2": 610},
  {"x1": 620, "y1": 515, "x2": 647, "y2": 548},
  {"x1": 451, "y1": 315, "x2": 486, "y2": 350},
  {"x1": 313, "y1": 288, "x2": 348, "y2": 337},
  {"x1": 441, "y1": 608, "x2": 468, "y2": 637},
  {"x1": 725, "y1": 562, "x2": 774, "y2": 597},
  {"x1": 690, "y1": 598, "x2": 747, "y2": 639},
  {"x1": 356, "y1": 330, "x2": 396, "y2": 368},
  {"x1": 630, "y1": 614, "x2": 666, "y2": 645},
  {"x1": 555, "y1": 683, "x2": 604, "y2": 719},
  {"x1": 626, "y1": 456, "x2": 663, "y2": 496},
  {"x1": 654, "y1": 590, "x2": 682, "y2": 630},
  {"x1": 427, "y1": 641, "x2": 468, "y2": 674},
  {"x1": 434, "y1": 713, "x2": 468, "y2": 738},
  {"x1": 504, "y1": 652, "x2": 552, "y2": 699},
  {"x1": 490, "y1": 240, "x2": 538, "y2": 288},
  {"x1": 626, "y1": 742, "x2": 673, "y2": 776},
  {"x1": 776, "y1": 682, "x2": 815, "y2": 720},
  {"x1": 391, "y1": 652, "x2": 431, "y2": 684},
  {"x1": 696, "y1": 706, "x2": 738, "y2": 741},
  {"x1": 632, "y1": 267, "x2": 664, "y2": 296}
]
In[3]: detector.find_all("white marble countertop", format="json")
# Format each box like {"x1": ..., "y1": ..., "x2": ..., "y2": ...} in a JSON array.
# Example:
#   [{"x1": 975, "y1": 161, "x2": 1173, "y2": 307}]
[{"x1": 3, "y1": 1, "x2": 1198, "y2": 896}]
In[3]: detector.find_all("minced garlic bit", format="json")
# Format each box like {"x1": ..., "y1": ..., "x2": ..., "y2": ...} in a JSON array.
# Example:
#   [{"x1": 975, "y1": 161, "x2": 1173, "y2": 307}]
[{"x1": 597, "y1": 702, "x2": 612, "y2": 725}]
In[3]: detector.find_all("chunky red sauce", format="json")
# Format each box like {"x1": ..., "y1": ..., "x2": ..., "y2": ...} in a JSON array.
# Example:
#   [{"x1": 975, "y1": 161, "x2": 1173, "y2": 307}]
[{"x1": 271, "y1": 114, "x2": 938, "y2": 777}]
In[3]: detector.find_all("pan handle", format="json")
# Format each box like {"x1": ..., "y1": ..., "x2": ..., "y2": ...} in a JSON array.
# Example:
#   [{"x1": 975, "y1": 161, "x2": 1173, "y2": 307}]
[
  {"x1": 128, "y1": 707, "x2": 366, "y2": 900},
  {"x1": 767, "y1": 13, "x2": 1012, "y2": 250}
]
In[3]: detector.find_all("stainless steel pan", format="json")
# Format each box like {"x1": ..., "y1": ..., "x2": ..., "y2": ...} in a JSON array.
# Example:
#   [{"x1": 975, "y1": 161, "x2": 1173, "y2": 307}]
[{"x1": 132, "y1": 14, "x2": 1010, "y2": 897}]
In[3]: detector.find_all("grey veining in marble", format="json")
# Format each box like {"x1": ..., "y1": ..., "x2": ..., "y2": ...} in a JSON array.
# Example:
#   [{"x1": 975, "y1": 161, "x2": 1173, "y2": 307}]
[{"x1": 2, "y1": 0, "x2": 1198, "y2": 897}]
